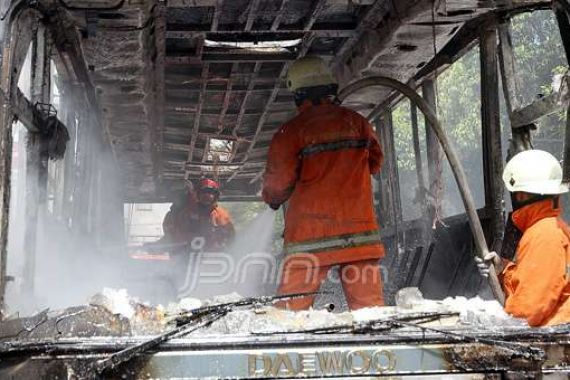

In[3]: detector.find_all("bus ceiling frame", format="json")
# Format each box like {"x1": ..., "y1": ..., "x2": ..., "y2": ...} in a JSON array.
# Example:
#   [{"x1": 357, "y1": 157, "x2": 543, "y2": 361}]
[{"x1": 338, "y1": 76, "x2": 506, "y2": 305}]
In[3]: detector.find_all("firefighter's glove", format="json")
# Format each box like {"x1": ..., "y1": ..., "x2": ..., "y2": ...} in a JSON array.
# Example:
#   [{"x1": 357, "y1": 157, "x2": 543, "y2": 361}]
[
  {"x1": 269, "y1": 203, "x2": 281, "y2": 211},
  {"x1": 475, "y1": 251, "x2": 501, "y2": 278}
]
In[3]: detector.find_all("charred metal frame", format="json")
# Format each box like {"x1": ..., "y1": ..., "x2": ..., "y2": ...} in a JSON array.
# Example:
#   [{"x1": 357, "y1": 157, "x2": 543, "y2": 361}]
[
  {"x1": 0, "y1": 0, "x2": 568, "y2": 311},
  {"x1": 360, "y1": 3, "x2": 570, "y2": 301},
  {"x1": 480, "y1": 26, "x2": 505, "y2": 254},
  {"x1": 226, "y1": 0, "x2": 327, "y2": 183},
  {"x1": 22, "y1": 20, "x2": 51, "y2": 296},
  {"x1": 0, "y1": 1, "x2": 125, "y2": 315}
]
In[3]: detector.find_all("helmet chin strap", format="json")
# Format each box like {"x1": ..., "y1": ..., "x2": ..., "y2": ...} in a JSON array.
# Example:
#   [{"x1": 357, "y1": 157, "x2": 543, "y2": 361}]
[{"x1": 512, "y1": 194, "x2": 557, "y2": 211}]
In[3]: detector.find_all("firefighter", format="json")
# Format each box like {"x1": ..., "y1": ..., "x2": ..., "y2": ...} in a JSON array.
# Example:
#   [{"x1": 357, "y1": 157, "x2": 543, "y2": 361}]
[
  {"x1": 159, "y1": 178, "x2": 235, "y2": 252},
  {"x1": 477, "y1": 150, "x2": 570, "y2": 326},
  {"x1": 262, "y1": 56, "x2": 385, "y2": 310},
  {"x1": 146, "y1": 179, "x2": 235, "y2": 297}
]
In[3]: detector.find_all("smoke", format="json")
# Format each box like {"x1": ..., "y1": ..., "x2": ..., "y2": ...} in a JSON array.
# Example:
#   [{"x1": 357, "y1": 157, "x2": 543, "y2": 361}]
[
  {"x1": 227, "y1": 208, "x2": 279, "y2": 296},
  {"x1": 4, "y1": 161, "x2": 280, "y2": 316},
  {"x1": 178, "y1": 208, "x2": 279, "y2": 300}
]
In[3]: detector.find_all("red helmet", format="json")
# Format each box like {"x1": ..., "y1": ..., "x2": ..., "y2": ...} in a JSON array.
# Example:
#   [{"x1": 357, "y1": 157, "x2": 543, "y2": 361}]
[{"x1": 198, "y1": 178, "x2": 220, "y2": 193}]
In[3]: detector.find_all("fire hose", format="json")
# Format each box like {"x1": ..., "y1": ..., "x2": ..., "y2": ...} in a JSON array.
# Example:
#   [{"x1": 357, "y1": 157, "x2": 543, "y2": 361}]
[{"x1": 337, "y1": 76, "x2": 505, "y2": 305}]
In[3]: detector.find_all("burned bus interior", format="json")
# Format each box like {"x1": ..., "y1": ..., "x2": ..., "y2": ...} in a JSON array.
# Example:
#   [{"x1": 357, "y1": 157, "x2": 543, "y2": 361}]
[{"x1": 0, "y1": 0, "x2": 570, "y2": 378}]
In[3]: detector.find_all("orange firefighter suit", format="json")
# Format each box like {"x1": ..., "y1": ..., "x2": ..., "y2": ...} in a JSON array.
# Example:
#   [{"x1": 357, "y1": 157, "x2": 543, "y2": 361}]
[
  {"x1": 500, "y1": 198, "x2": 570, "y2": 326},
  {"x1": 162, "y1": 193, "x2": 235, "y2": 252},
  {"x1": 262, "y1": 99, "x2": 385, "y2": 310}
]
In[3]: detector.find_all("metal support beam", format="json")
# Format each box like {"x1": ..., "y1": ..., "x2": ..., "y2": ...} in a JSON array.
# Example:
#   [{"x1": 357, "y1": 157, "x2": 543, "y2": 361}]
[
  {"x1": 152, "y1": 2, "x2": 167, "y2": 186},
  {"x1": 555, "y1": 1, "x2": 570, "y2": 182},
  {"x1": 0, "y1": 7, "x2": 40, "y2": 316},
  {"x1": 12, "y1": 89, "x2": 37, "y2": 131},
  {"x1": 271, "y1": 0, "x2": 290, "y2": 31},
  {"x1": 211, "y1": 0, "x2": 223, "y2": 32},
  {"x1": 480, "y1": 26, "x2": 504, "y2": 253},
  {"x1": 498, "y1": 23, "x2": 521, "y2": 118},
  {"x1": 410, "y1": 103, "x2": 426, "y2": 195},
  {"x1": 244, "y1": 0, "x2": 260, "y2": 31},
  {"x1": 498, "y1": 22, "x2": 534, "y2": 156},
  {"x1": 377, "y1": 110, "x2": 401, "y2": 228},
  {"x1": 305, "y1": 0, "x2": 328, "y2": 31},
  {"x1": 165, "y1": 52, "x2": 297, "y2": 64},
  {"x1": 167, "y1": 0, "x2": 373, "y2": 6},
  {"x1": 510, "y1": 76, "x2": 570, "y2": 128},
  {"x1": 22, "y1": 22, "x2": 51, "y2": 296},
  {"x1": 185, "y1": 63, "x2": 209, "y2": 179},
  {"x1": 422, "y1": 78, "x2": 442, "y2": 226},
  {"x1": 232, "y1": 62, "x2": 261, "y2": 134},
  {"x1": 554, "y1": 0, "x2": 570, "y2": 64},
  {"x1": 165, "y1": 29, "x2": 356, "y2": 39}
]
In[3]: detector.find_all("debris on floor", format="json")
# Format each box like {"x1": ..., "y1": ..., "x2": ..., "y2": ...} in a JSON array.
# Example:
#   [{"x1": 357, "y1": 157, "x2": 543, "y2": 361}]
[{"x1": 0, "y1": 287, "x2": 528, "y2": 341}]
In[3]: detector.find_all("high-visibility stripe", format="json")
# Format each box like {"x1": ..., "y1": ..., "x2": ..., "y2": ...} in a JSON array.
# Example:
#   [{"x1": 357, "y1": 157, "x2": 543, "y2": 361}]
[
  {"x1": 283, "y1": 230, "x2": 381, "y2": 255},
  {"x1": 300, "y1": 139, "x2": 370, "y2": 157}
]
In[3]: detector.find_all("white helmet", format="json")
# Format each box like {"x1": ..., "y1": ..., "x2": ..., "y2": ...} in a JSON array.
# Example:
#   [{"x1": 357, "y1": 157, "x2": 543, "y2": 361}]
[{"x1": 502, "y1": 150, "x2": 569, "y2": 195}]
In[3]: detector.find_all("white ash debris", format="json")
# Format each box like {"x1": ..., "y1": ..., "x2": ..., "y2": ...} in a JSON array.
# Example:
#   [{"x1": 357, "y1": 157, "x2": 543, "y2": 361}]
[
  {"x1": 441, "y1": 295, "x2": 527, "y2": 328},
  {"x1": 90, "y1": 288, "x2": 136, "y2": 319},
  {"x1": 203, "y1": 307, "x2": 353, "y2": 335},
  {"x1": 393, "y1": 287, "x2": 528, "y2": 329},
  {"x1": 89, "y1": 288, "x2": 527, "y2": 336},
  {"x1": 89, "y1": 288, "x2": 166, "y2": 335},
  {"x1": 167, "y1": 297, "x2": 202, "y2": 315}
]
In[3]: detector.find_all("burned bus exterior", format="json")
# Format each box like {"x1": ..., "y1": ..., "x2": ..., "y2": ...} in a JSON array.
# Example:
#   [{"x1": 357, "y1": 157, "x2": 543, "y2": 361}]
[{"x1": 0, "y1": 0, "x2": 569, "y2": 378}]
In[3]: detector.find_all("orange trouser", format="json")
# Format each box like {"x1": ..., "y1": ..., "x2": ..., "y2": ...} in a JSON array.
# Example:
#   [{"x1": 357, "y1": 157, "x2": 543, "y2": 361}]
[{"x1": 276, "y1": 258, "x2": 384, "y2": 310}]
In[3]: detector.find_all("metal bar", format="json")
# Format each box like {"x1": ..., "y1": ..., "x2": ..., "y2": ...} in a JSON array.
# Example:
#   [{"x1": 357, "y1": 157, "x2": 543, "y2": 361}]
[
  {"x1": 510, "y1": 80, "x2": 570, "y2": 128},
  {"x1": 167, "y1": 0, "x2": 373, "y2": 6},
  {"x1": 214, "y1": 63, "x2": 238, "y2": 133},
  {"x1": 11, "y1": 89, "x2": 37, "y2": 131},
  {"x1": 211, "y1": 0, "x2": 223, "y2": 32},
  {"x1": 165, "y1": 52, "x2": 297, "y2": 64},
  {"x1": 382, "y1": 110, "x2": 401, "y2": 226},
  {"x1": 226, "y1": 19, "x2": 264, "y2": 137},
  {"x1": 185, "y1": 64, "x2": 209, "y2": 179},
  {"x1": 480, "y1": 26, "x2": 504, "y2": 253},
  {"x1": 498, "y1": 21, "x2": 533, "y2": 156},
  {"x1": 497, "y1": 23, "x2": 521, "y2": 119},
  {"x1": 564, "y1": 106, "x2": 570, "y2": 183},
  {"x1": 166, "y1": 86, "x2": 286, "y2": 94},
  {"x1": 244, "y1": 0, "x2": 260, "y2": 31},
  {"x1": 22, "y1": 23, "x2": 51, "y2": 296},
  {"x1": 0, "y1": 7, "x2": 38, "y2": 316},
  {"x1": 414, "y1": 15, "x2": 497, "y2": 81},
  {"x1": 407, "y1": 101, "x2": 430, "y2": 286},
  {"x1": 304, "y1": 0, "x2": 327, "y2": 30},
  {"x1": 271, "y1": 0, "x2": 289, "y2": 31},
  {"x1": 554, "y1": 1, "x2": 570, "y2": 64},
  {"x1": 560, "y1": 0, "x2": 570, "y2": 182},
  {"x1": 167, "y1": 108, "x2": 292, "y2": 117},
  {"x1": 422, "y1": 79, "x2": 442, "y2": 225},
  {"x1": 410, "y1": 103, "x2": 425, "y2": 196},
  {"x1": 165, "y1": 29, "x2": 356, "y2": 39},
  {"x1": 153, "y1": 2, "x2": 167, "y2": 185}
]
